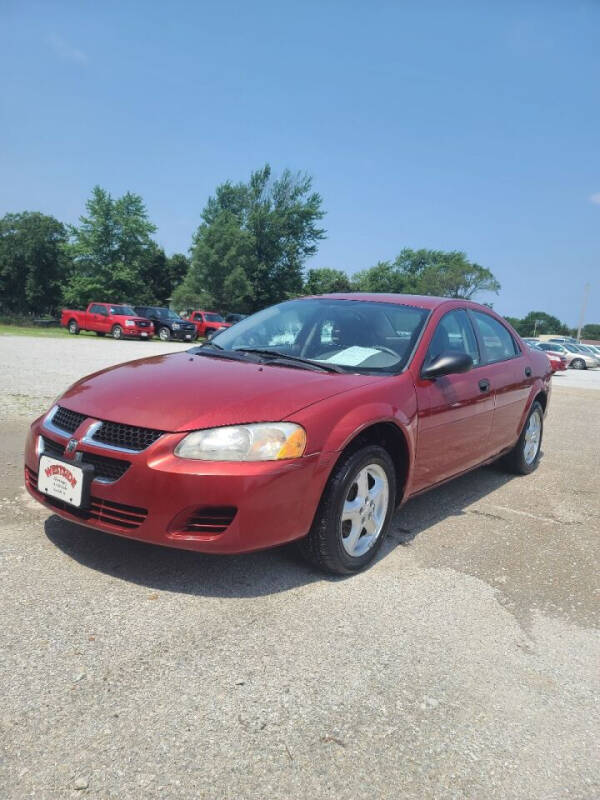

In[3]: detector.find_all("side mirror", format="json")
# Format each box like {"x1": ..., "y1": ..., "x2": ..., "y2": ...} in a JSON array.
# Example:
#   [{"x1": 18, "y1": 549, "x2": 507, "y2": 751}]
[{"x1": 422, "y1": 352, "x2": 473, "y2": 380}]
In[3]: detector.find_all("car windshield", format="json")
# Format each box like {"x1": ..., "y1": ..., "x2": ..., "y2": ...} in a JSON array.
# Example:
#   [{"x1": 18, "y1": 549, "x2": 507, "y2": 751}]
[
  {"x1": 207, "y1": 298, "x2": 429, "y2": 374},
  {"x1": 152, "y1": 308, "x2": 180, "y2": 320},
  {"x1": 205, "y1": 313, "x2": 224, "y2": 322},
  {"x1": 110, "y1": 305, "x2": 136, "y2": 315}
]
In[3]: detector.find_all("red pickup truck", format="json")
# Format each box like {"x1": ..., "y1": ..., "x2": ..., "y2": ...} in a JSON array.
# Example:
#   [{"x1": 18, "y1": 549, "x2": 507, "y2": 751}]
[
  {"x1": 189, "y1": 310, "x2": 231, "y2": 338},
  {"x1": 61, "y1": 303, "x2": 154, "y2": 340}
]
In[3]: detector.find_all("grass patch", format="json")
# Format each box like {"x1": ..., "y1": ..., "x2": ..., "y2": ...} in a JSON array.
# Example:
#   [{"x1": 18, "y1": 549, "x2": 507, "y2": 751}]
[{"x1": 0, "y1": 323, "x2": 70, "y2": 338}]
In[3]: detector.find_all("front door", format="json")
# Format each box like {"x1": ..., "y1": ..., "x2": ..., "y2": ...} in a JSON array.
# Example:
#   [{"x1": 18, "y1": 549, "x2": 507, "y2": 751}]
[{"x1": 411, "y1": 308, "x2": 494, "y2": 492}]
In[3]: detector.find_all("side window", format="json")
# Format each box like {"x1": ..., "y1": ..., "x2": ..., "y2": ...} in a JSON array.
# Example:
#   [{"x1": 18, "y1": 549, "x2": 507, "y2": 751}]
[
  {"x1": 425, "y1": 309, "x2": 480, "y2": 366},
  {"x1": 471, "y1": 312, "x2": 518, "y2": 363},
  {"x1": 90, "y1": 304, "x2": 102, "y2": 314}
]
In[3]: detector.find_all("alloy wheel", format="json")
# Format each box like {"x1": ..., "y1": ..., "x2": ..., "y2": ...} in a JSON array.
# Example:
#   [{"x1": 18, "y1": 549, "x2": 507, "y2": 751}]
[
  {"x1": 523, "y1": 408, "x2": 542, "y2": 465},
  {"x1": 340, "y1": 463, "x2": 389, "y2": 557}
]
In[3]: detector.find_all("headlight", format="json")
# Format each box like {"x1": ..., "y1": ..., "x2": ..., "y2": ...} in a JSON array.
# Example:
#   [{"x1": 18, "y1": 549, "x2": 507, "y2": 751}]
[
  {"x1": 175, "y1": 423, "x2": 307, "y2": 461},
  {"x1": 125, "y1": 319, "x2": 135, "y2": 327},
  {"x1": 172, "y1": 323, "x2": 180, "y2": 329}
]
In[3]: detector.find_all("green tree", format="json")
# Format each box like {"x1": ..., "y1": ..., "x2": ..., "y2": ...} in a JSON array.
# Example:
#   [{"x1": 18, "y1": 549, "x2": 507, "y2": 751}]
[
  {"x1": 64, "y1": 186, "x2": 157, "y2": 307},
  {"x1": 581, "y1": 323, "x2": 600, "y2": 340},
  {"x1": 354, "y1": 249, "x2": 500, "y2": 299},
  {"x1": 184, "y1": 164, "x2": 325, "y2": 313},
  {"x1": 304, "y1": 267, "x2": 352, "y2": 294},
  {"x1": 0, "y1": 212, "x2": 69, "y2": 315},
  {"x1": 167, "y1": 253, "x2": 190, "y2": 291},
  {"x1": 509, "y1": 311, "x2": 571, "y2": 337}
]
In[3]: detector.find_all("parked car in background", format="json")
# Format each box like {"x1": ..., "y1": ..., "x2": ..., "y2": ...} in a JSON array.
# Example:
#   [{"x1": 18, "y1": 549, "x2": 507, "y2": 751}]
[
  {"x1": 133, "y1": 306, "x2": 197, "y2": 342},
  {"x1": 27, "y1": 293, "x2": 551, "y2": 575},
  {"x1": 224, "y1": 313, "x2": 247, "y2": 325},
  {"x1": 61, "y1": 303, "x2": 154, "y2": 340},
  {"x1": 583, "y1": 344, "x2": 600, "y2": 357},
  {"x1": 189, "y1": 310, "x2": 231, "y2": 338},
  {"x1": 546, "y1": 336, "x2": 578, "y2": 345},
  {"x1": 562, "y1": 344, "x2": 600, "y2": 369},
  {"x1": 533, "y1": 348, "x2": 567, "y2": 373}
]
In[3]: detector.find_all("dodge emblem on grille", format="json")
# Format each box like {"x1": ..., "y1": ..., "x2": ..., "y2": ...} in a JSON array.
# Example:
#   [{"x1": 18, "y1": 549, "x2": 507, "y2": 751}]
[{"x1": 65, "y1": 438, "x2": 78, "y2": 456}]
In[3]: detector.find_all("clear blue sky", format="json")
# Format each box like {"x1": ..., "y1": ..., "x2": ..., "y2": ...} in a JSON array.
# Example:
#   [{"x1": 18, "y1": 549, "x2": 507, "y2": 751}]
[{"x1": 2, "y1": 0, "x2": 599, "y2": 325}]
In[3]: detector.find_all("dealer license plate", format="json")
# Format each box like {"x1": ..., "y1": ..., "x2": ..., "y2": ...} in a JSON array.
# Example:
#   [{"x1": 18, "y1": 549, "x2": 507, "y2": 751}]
[
  {"x1": 141, "y1": 332, "x2": 148, "y2": 337},
  {"x1": 38, "y1": 455, "x2": 85, "y2": 508},
  {"x1": 185, "y1": 334, "x2": 191, "y2": 339}
]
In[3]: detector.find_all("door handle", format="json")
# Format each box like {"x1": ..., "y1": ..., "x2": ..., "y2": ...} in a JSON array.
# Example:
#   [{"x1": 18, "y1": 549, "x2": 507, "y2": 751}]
[
  {"x1": 525, "y1": 366, "x2": 532, "y2": 377},
  {"x1": 479, "y1": 379, "x2": 490, "y2": 392}
]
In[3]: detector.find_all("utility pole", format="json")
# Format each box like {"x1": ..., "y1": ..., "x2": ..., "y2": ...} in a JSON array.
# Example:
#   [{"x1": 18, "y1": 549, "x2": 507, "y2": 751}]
[{"x1": 576, "y1": 283, "x2": 591, "y2": 342}]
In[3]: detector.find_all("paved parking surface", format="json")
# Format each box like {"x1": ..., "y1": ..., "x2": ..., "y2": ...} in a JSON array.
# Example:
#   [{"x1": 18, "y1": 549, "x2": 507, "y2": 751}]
[{"x1": 0, "y1": 335, "x2": 598, "y2": 799}]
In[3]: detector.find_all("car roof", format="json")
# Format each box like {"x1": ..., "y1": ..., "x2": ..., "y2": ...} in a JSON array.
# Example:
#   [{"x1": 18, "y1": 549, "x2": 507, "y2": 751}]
[{"x1": 303, "y1": 293, "x2": 490, "y2": 312}]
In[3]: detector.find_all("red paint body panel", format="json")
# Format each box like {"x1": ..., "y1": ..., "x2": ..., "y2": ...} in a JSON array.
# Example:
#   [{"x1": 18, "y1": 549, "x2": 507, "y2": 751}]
[
  {"x1": 27, "y1": 294, "x2": 552, "y2": 554},
  {"x1": 60, "y1": 303, "x2": 154, "y2": 338},
  {"x1": 189, "y1": 310, "x2": 232, "y2": 337}
]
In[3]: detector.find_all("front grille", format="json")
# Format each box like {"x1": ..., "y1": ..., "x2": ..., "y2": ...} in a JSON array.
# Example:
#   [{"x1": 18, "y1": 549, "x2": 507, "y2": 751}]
[
  {"x1": 137, "y1": 320, "x2": 151, "y2": 327},
  {"x1": 181, "y1": 506, "x2": 237, "y2": 534},
  {"x1": 41, "y1": 435, "x2": 130, "y2": 482},
  {"x1": 92, "y1": 421, "x2": 164, "y2": 451},
  {"x1": 53, "y1": 406, "x2": 87, "y2": 434},
  {"x1": 25, "y1": 466, "x2": 147, "y2": 530}
]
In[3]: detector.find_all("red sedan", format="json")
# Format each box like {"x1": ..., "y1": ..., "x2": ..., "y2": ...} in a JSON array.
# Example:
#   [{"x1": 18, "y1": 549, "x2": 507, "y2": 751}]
[{"x1": 25, "y1": 294, "x2": 551, "y2": 574}]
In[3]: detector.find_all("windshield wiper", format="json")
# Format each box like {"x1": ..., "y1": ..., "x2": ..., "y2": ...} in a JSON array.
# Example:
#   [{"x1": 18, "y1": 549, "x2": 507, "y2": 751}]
[
  {"x1": 189, "y1": 343, "x2": 262, "y2": 363},
  {"x1": 234, "y1": 347, "x2": 345, "y2": 373}
]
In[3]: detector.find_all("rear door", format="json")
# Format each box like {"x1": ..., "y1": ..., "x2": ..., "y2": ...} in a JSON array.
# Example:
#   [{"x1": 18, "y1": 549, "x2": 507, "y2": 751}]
[
  {"x1": 469, "y1": 310, "x2": 531, "y2": 455},
  {"x1": 412, "y1": 308, "x2": 494, "y2": 492}
]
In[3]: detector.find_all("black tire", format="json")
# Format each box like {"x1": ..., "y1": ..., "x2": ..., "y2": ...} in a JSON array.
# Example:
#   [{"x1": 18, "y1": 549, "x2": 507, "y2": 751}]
[
  {"x1": 158, "y1": 326, "x2": 171, "y2": 342},
  {"x1": 205, "y1": 328, "x2": 215, "y2": 338},
  {"x1": 502, "y1": 400, "x2": 544, "y2": 475},
  {"x1": 298, "y1": 444, "x2": 396, "y2": 575},
  {"x1": 571, "y1": 358, "x2": 586, "y2": 370},
  {"x1": 112, "y1": 325, "x2": 123, "y2": 340},
  {"x1": 68, "y1": 319, "x2": 80, "y2": 335},
  {"x1": 96, "y1": 331, "x2": 105, "y2": 337}
]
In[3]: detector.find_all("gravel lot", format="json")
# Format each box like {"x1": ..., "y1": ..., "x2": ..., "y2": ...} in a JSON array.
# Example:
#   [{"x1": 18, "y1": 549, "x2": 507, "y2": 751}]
[{"x1": 1, "y1": 335, "x2": 599, "y2": 799}]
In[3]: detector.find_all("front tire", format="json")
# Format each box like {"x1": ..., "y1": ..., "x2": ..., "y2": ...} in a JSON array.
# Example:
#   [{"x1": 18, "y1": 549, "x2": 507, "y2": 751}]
[
  {"x1": 299, "y1": 445, "x2": 396, "y2": 575},
  {"x1": 68, "y1": 320, "x2": 79, "y2": 335},
  {"x1": 571, "y1": 358, "x2": 586, "y2": 370},
  {"x1": 112, "y1": 325, "x2": 123, "y2": 340},
  {"x1": 205, "y1": 328, "x2": 215, "y2": 338},
  {"x1": 502, "y1": 400, "x2": 543, "y2": 475},
  {"x1": 158, "y1": 326, "x2": 171, "y2": 342}
]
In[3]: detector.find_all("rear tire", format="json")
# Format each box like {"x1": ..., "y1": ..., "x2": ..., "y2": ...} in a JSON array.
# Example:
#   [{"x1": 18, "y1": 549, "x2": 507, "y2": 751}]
[
  {"x1": 68, "y1": 320, "x2": 80, "y2": 335},
  {"x1": 571, "y1": 358, "x2": 586, "y2": 370},
  {"x1": 298, "y1": 444, "x2": 396, "y2": 575},
  {"x1": 112, "y1": 325, "x2": 123, "y2": 340},
  {"x1": 158, "y1": 326, "x2": 171, "y2": 342},
  {"x1": 502, "y1": 400, "x2": 543, "y2": 475}
]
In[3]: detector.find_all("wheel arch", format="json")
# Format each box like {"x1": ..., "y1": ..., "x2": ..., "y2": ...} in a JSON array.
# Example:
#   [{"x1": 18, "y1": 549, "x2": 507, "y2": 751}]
[{"x1": 326, "y1": 420, "x2": 411, "y2": 507}]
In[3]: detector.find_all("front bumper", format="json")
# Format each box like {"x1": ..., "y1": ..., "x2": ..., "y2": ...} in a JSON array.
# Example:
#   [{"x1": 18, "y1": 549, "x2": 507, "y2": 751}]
[
  {"x1": 169, "y1": 328, "x2": 197, "y2": 341},
  {"x1": 24, "y1": 419, "x2": 335, "y2": 553},
  {"x1": 125, "y1": 325, "x2": 154, "y2": 337}
]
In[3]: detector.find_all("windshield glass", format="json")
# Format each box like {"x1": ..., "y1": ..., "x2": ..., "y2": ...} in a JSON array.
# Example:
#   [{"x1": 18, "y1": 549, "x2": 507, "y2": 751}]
[
  {"x1": 205, "y1": 313, "x2": 224, "y2": 322},
  {"x1": 152, "y1": 308, "x2": 180, "y2": 320},
  {"x1": 110, "y1": 305, "x2": 136, "y2": 315},
  {"x1": 209, "y1": 298, "x2": 429, "y2": 373}
]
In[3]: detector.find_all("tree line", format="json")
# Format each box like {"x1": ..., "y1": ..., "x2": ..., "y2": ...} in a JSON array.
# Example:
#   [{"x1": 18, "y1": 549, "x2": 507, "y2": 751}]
[{"x1": 0, "y1": 164, "x2": 595, "y2": 337}]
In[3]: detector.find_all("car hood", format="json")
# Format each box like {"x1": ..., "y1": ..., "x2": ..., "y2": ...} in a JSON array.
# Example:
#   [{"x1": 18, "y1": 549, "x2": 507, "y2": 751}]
[{"x1": 58, "y1": 351, "x2": 381, "y2": 431}]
